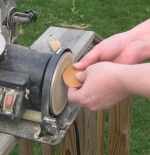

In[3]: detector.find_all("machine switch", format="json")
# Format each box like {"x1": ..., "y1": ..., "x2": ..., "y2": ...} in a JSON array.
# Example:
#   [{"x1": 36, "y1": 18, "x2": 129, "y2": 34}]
[
  {"x1": 3, "y1": 91, "x2": 17, "y2": 114},
  {"x1": 6, "y1": 95, "x2": 13, "y2": 108}
]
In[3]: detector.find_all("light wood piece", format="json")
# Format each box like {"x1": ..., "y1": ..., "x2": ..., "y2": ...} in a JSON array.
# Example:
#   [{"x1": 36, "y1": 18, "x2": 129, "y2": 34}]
[{"x1": 22, "y1": 109, "x2": 41, "y2": 122}]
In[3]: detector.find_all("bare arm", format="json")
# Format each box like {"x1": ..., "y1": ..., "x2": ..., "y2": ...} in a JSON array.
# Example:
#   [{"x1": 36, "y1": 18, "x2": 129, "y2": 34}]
[
  {"x1": 74, "y1": 19, "x2": 150, "y2": 69},
  {"x1": 119, "y1": 63, "x2": 150, "y2": 98}
]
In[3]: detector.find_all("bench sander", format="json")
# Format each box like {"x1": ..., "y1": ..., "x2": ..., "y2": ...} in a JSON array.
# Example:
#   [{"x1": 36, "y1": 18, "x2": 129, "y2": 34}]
[{"x1": 0, "y1": 0, "x2": 102, "y2": 145}]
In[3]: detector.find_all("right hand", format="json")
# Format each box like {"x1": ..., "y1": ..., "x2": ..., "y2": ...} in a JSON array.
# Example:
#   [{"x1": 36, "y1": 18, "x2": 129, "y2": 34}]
[{"x1": 68, "y1": 62, "x2": 129, "y2": 110}]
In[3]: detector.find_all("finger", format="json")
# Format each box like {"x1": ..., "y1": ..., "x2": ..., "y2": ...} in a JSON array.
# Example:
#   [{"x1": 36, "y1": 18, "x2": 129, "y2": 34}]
[
  {"x1": 75, "y1": 71, "x2": 86, "y2": 83},
  {"x1": 73, "y1": 45, "x2": 100, "y2": 69},
  {"x1": 68, "y1": 88, "x2": 87, "y2": 108},
  {"x1": 68, "y1": 87, "x2": 79, "y2": 102}
]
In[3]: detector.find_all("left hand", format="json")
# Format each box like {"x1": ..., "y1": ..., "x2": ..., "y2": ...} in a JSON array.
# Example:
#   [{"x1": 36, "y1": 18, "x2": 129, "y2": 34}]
[{"x1": 68, "y1": 62, "x2": 129, "y2": 110}]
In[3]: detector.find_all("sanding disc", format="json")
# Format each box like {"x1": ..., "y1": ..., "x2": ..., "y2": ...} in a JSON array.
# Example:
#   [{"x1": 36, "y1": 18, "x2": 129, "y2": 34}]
[
  {"x1": 63, "y1": 65, "x2": 84, "y2": 87},
  {"x1": 0, "y1": 34, "x2": 5, "y2": 57},
  {"x1": 50, "y1": 52, "x2": 73, "y2": 115}
]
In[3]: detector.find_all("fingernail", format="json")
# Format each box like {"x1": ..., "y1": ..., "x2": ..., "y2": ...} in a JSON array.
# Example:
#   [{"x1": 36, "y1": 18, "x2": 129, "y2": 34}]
[
  {"x1": 75, "y1": 72, "x2": 83, "y2": 80},
  {"x1": 73, "y1": 62, "x2": 82, "y2": 68}
]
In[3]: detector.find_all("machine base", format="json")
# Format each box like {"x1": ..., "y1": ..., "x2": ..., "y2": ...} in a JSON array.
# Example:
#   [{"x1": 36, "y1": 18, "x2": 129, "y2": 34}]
[{"x1": 0, "y1": 102, "x2": 81, "y2": 145}]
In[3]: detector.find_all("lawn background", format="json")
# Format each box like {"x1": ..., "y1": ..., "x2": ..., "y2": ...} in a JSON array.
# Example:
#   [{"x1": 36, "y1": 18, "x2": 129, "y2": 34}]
[{"x1": 10, "y1": 0, "x2": 150, "y2": 154}]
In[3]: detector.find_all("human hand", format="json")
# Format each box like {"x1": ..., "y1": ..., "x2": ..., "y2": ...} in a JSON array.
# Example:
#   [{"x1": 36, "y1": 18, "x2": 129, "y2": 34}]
[
  {"x1": 74, "y1": 19, "x2": 150, "y2": 70},
  {"x1": 68, "y1": 62, "x2": 129, "y2": 110}
]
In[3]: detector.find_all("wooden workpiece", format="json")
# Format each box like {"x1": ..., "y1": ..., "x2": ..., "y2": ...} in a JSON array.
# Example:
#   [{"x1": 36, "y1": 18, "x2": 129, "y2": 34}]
[{"x1": 63, "y1": 64, "x2": 84, "y2": 87}]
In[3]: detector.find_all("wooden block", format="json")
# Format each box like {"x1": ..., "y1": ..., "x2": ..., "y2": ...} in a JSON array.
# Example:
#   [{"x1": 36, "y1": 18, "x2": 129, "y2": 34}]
[
  {"x1": 22, "y1": 109, "x2": 41, "y2": 122},
  {"x1": 49, "y1": 40, "x2": 62, "y2": 52}
]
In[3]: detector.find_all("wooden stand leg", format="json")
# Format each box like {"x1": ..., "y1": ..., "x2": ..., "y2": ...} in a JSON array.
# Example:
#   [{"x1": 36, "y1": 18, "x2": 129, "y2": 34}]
[
  {"x1": 18, "y1": 138, "x2": 33, "y2": 155},
  {"x1": 42, "y1": 144, "x2": 54, "y2": 155},
  {"x1": 58, "y1": 123, "x2": 77, "y2": 155},
  {"x1": 96, "y1": 110, "x2": 105, "y2": 155},
  {"x1": 57, "y1": 108, "x2": 96, "y2": 155},
  {"x1": 76, "y1": 108, "x2": 96, "y2": 155},
  {"x1": 108, "y1": 95, "x2": 132, "y2": 155}
]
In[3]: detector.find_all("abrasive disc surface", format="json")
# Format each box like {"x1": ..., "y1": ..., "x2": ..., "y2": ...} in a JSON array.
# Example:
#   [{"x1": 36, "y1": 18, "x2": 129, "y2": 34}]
[
  {"x1": 50, "y1": 52, "x2": 73, "y2": 115},
  {"x1": 63, "y1": 64, "x2": 84, "y2": 88}
]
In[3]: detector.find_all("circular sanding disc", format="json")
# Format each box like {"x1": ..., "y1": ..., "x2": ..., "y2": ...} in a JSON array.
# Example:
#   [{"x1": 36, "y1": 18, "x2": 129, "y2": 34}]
[
  {"x1": 63, "y1": 64, "x2": 84, "y2": 87},
  {"x1": 50, "y1": 52, "x2": 73, "y2": 115}
]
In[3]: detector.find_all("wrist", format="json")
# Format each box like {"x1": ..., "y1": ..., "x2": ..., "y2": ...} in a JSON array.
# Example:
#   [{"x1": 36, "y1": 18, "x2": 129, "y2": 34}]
[
  {"x1": 106, "y1": 63, "x2": 130, "y2": 95},
  {"x1": 118, "y1": 63, "x2": 150, "y2": 98},
  {"x1": 117, "y1": 64, "x2": 132, "y2": 94}
]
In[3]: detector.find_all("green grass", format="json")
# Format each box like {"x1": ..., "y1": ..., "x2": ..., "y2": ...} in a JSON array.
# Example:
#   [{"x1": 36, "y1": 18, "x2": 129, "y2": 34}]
[{"x1": 9, "y1": 0, "x2": 150, "y2": 154}]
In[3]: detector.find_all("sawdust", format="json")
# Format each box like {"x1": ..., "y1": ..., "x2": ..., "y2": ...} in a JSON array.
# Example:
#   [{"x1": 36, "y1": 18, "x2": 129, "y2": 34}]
[
  {"x1": 57, "y1": 22, "x2": 91, "y2": 29},
  {"x1": 18, "y1": 28, "x2": 24, "y2": 36}
]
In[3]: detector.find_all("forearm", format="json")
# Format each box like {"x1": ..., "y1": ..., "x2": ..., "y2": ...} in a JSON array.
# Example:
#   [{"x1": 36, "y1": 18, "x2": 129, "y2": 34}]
[
  {"x1": 130, "y1": 19, "x2": 150, "y2": 38},
  {"x1": 118, "y1": 63, "x2": 150, "y2": 98}
]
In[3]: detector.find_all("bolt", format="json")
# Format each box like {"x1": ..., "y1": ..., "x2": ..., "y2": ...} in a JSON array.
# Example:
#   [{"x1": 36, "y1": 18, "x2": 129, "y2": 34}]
[{"x1": 11, "y1": 117, "x2": 14, "y2": 120}]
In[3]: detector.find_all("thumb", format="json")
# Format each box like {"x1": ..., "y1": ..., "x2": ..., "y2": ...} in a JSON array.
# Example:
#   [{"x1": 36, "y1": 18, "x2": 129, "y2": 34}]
[{"x1": 75, "y1": 72, "x2": 86, "y2": 83}]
